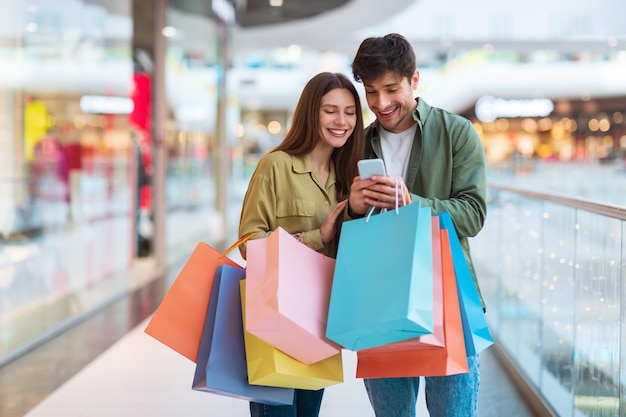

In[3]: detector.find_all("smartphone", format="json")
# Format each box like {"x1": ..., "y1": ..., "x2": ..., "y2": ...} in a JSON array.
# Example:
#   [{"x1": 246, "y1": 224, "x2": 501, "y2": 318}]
[{"x1": 358, "y1": 158, "x2": 387, "y2": 180}]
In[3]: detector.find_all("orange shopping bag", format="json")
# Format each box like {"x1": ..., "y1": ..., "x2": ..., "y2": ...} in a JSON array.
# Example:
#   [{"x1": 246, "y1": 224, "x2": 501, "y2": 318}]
[
  {"x1": 355, "y1": 228, "x2": 468, "y2": 377},
  {"x1": 144, "y1": 235, "x2": 252, "y2": 362}
]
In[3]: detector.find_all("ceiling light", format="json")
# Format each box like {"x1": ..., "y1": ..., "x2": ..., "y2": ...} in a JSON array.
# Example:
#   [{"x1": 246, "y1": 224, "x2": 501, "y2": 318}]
[
  {"x1": 269, "y1": 0, "x2": 283, "y2": 7},
  {"x1": 161, "y1": 26, "x2": 177, "y2": 38}
]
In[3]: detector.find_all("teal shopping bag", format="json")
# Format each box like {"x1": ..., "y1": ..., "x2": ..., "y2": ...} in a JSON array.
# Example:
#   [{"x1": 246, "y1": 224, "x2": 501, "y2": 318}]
[
  {"x1": 438, "y1": 212, "x2": 494, "y2": 355},
  {"x1": 326, "y1": 204, "x2": 434, "y2": 351}
]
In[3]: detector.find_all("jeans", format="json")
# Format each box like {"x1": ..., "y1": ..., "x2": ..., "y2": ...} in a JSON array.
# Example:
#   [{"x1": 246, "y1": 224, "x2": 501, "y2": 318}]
[
  {"x1": 363, "y1": 355, "x2": 480, "y2": 417},
  {"x1": 249, "y1": 388, "x2": 324, "y2": 417}
]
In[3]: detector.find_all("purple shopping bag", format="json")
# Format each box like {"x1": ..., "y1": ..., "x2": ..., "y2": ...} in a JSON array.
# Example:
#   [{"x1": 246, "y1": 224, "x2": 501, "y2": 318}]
[{"x1": 192, "y1": 265, "x2": 294, "y2": 405}]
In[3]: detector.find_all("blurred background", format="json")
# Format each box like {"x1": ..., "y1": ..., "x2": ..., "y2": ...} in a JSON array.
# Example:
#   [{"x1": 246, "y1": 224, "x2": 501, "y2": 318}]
[{"x1": 1, "y1": 1, "x2": 625, "y2": 416}]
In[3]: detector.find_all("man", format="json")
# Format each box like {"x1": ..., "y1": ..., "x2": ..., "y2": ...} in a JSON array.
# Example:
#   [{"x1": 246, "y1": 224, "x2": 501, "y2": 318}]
[{"x1": 347, "y1": 33, "x2": 488, "y2": 417}]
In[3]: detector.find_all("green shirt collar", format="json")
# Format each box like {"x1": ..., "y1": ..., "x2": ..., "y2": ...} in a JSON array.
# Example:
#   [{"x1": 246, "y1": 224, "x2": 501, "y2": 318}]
[{"x1": 412, "y1": 97, "x2": 431, "y2": 123}]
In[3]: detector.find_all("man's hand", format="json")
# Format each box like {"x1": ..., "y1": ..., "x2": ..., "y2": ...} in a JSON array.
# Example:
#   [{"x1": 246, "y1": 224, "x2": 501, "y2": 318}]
[{"x1": 350, "y1": 175, "x2": 410, "y2": 214}]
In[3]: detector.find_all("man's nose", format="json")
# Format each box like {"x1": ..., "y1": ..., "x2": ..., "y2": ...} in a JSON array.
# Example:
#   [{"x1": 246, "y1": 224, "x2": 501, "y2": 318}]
[{"x1": 374, "y1": 93, "x2": 391, "y2": 109}]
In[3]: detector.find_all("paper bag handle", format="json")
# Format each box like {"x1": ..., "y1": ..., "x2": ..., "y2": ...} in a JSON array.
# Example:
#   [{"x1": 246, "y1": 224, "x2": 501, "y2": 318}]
[
  {"x1": 365, "y1": 179, "x2": 410, "y2": 223},
  {"x1": 219, "y1": 232, "x2": 257, "y2": 258}
]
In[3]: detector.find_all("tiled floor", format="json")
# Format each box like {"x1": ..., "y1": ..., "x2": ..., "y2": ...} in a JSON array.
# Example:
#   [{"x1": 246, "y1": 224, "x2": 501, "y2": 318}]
[{"x1": 0, "y1": 267, "x2": 537, "y2": 417}]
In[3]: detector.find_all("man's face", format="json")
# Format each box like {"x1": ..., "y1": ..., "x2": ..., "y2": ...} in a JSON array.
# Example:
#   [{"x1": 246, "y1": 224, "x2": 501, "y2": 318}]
[{"x1": 363, "y1": 70, "x2": 419, "y2": 133}]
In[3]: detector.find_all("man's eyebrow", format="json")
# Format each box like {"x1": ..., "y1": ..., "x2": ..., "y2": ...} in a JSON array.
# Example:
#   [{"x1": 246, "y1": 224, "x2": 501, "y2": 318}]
[{"x1": 364, "y1": 82, "x2": 400, "y2": 89}]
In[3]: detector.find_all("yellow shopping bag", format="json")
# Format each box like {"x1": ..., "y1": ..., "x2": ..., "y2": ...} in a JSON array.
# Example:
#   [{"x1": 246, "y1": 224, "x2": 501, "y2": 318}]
[{"x1": 240, "y1": 281, "x2": 343, "y2": 391}]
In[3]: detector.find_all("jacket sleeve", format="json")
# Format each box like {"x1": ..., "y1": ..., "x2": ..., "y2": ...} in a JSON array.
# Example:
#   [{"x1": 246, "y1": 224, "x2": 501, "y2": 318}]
[{"x1": 413, "y1": 119, "x2": 487, "y2": 238}]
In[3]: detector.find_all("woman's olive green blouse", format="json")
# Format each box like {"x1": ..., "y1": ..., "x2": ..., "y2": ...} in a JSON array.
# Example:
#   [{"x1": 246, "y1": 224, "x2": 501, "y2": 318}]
[{"x1": 238, "y1": 151, "x2": 340, "y2": 260}]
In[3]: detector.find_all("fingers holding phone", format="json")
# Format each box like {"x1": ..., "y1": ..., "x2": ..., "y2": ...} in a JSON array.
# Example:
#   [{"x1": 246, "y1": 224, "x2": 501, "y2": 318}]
[
  {"x1": 357, "y1": 159, "x2": 410, "y2": 208},
  {"x1": 349, "y1": 159, "x2": 386, "y2": 215}
]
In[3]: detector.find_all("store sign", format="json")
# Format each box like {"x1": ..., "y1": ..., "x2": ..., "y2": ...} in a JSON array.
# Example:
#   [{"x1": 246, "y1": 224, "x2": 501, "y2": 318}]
[
  {"x1": 24, "y1": 101, "x2": 50, "y2": 161},
  {"x1": 80, "y1": 95, "x2": 134, "y2": 114},
  {"x1": 475, "y1": 96, "x2": 554, "y2": 122}
]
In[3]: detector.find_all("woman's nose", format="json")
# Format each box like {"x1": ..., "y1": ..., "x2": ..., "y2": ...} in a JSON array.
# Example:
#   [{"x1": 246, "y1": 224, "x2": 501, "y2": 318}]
[{"x1": 334, "y1": 113, "x2": 347, "y2": 125}]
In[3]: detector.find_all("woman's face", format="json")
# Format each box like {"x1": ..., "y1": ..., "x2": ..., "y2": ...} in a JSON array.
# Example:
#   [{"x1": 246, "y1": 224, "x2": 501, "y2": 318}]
[{"x1": 317, "y1": 88, "x2": 357, "y2": 150}]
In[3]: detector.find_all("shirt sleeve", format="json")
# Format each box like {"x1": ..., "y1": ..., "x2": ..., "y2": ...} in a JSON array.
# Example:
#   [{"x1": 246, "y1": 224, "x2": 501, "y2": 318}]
[
  {"x1": 238, "y1": 162, "x2": 275, "y2": 260},
  {"x1": 298, "y1": 229, "x2": 324, "y2": 252},
  {"x1": 238, "y1": 152, "x2": 336, "y2": 258}
]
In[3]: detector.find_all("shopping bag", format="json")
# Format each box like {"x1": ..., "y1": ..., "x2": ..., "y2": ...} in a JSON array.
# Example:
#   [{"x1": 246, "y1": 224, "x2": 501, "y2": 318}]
[
  {"x1": 144, "y1": 235, "x2": 252, "y2": 362},
  {"x1": 438, "y1": 212, "x2": 494, "y2": 355},
  {"x1": 356, "y1": 229, "x2": 468, "y2": 377},
  {"x1": 326, "y1": 204, "x2": 434, "y2": 351},
  {"x1": 192, "y1": 265, "x2": 294, "y2": 405},
  {"x1": 406, "y1": 215, "x2": 445, "y2": 348},
  {"x1": 245, "y1": 227, "x2": 340, "y2": 364},
  {"x1": 241, "y1": 281, "x2": 344, "y2": 390}
]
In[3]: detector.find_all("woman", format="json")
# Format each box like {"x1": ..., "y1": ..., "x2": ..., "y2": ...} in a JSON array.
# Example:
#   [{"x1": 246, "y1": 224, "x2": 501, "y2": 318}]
[{"x1": 238, "y1": 71, "x2": 365, "y2": 417}]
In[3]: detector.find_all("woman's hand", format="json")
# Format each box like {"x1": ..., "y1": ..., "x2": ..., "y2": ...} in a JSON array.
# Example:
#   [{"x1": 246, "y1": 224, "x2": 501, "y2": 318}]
[{"x1": 320, "y1": 199, "x2": 348, "y2": 243}]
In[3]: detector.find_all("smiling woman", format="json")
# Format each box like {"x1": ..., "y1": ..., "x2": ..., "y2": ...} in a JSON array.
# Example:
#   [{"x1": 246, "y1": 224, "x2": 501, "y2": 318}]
[{"x1": 238, "y1": 72, "x2": 365, "y2": 417}]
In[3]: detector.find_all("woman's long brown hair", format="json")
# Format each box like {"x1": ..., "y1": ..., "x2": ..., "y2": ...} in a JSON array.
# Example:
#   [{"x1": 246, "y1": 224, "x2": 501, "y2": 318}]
[{"x1": 272, "y1": 72, "x2": 365, "y2": 201}]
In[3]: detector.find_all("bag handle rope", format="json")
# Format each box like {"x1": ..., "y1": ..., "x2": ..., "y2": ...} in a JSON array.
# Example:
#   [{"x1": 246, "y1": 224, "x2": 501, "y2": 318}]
[{"x1": 365, "y1": 179, "x2": 409, "y2": 223}]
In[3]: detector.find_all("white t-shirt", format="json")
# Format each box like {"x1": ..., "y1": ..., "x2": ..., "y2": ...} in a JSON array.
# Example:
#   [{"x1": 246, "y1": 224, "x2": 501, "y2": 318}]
[{"x1": 379, "y1": 124, "x2": 417, "y2": 182}]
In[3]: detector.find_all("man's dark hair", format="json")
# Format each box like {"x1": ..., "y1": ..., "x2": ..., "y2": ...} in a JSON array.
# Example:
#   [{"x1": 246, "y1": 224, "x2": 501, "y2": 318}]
[{"x1": 351, "y1": 33, "x2": 416, "y2": 84}]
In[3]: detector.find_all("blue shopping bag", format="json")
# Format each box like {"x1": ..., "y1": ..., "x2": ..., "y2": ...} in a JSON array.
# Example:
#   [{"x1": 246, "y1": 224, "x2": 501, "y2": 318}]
[
  {"x1": 326, "y1": 204, "x2": 434, "y2": 351},
  {"x1": 192, "y1": 265, "x2": 294, "y2": 405},
  {"x1": 438, "y1": 212, "x2": 494, "y2": 355}
]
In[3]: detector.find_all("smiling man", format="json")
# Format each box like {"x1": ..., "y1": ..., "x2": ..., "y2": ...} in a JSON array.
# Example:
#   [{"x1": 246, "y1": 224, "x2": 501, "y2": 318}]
[{"x1": 346, "y1": 33, "x2": 488, "y2": 417}]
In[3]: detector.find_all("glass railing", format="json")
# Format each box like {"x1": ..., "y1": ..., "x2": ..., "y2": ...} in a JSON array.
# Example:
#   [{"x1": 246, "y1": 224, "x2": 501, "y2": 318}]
[
  {"x1": 0, "y1": 159, "x2": 134, "y2": 366},
  {"x1": 472, "y1": 183, "x2": 626, "y2": 417}
]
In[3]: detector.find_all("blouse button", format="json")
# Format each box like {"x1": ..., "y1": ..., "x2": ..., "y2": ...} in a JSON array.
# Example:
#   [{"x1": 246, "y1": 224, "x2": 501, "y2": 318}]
[
  {"x1": 312, "y1": 243, "x2": 319, "y2": 249},
  {"x1": 324, "y1": 200, "x2": 330, "y2": 206}
]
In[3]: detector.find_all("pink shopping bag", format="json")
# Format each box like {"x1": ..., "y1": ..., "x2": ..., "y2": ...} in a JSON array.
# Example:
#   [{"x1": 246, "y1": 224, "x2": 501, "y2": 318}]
[
  {"x1": 401, "y1": 215, "x2": 445, "y2": 349},
  {"x1": 245, "y1": 227, "x2": 341, "y2": 364}
]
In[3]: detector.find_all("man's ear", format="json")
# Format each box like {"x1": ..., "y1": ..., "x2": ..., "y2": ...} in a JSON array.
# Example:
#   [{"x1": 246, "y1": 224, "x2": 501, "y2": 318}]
[{"x1": 411, "y1": 70, "x2": 420, "y2": 90}]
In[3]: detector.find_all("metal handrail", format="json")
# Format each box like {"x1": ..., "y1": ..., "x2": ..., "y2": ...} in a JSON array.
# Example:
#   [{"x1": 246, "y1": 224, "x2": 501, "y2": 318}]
[{"x1": 489, "y1": 182, "x2": 626, "y2": 221}]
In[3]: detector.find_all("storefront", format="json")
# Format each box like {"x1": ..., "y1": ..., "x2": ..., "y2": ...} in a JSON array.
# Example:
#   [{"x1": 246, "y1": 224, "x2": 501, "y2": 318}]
[
  {"x1": 0, "y1": 0, "x2": 229, "y2": 364},
  {"x1": 462, "y1": 95, "x2": 626, "y2": 171},
  {"x1": 0, "y1": 0, "x2": 137, "y2": 361}
]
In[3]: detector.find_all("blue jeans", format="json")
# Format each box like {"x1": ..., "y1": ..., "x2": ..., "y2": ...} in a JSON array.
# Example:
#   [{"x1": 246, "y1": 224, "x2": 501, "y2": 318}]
[
  {"x1": 249, "y1": 389, "x2": 324, "y2": 417},
  {"x1": 363, "y1": 355, "x2": 480, "y2": 417}
]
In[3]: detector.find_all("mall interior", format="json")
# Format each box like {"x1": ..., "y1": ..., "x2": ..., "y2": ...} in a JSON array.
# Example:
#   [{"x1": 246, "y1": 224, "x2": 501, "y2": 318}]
[{"x1": 1, "y1": 0, "x2": 626, "y2": 416}]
